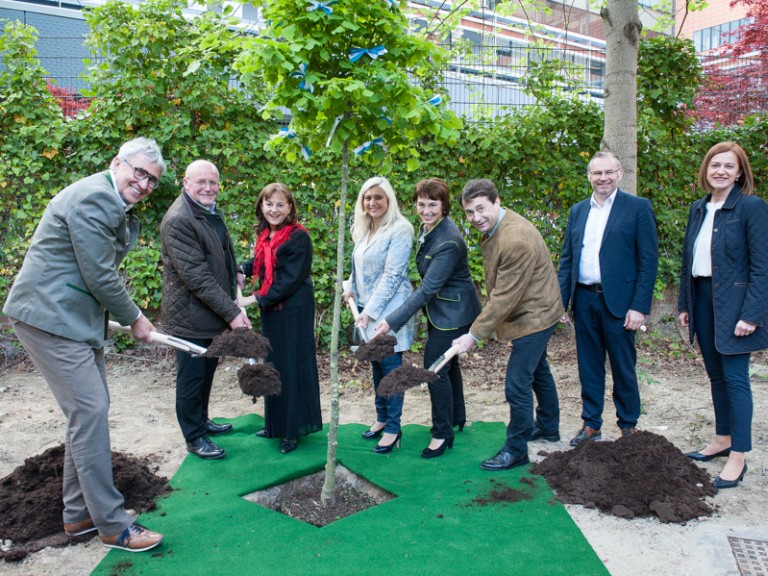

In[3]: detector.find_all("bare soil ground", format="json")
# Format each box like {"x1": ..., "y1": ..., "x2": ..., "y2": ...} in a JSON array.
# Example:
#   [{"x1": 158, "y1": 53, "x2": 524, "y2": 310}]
[{"x1": 1, "y1": 321, "x2": 767, "y2": 576}]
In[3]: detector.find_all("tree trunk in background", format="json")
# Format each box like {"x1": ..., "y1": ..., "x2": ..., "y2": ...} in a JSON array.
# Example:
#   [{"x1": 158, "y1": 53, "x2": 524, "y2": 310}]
[{"x1": 601, "y1": 0, "x2": 643, "y2": 195}]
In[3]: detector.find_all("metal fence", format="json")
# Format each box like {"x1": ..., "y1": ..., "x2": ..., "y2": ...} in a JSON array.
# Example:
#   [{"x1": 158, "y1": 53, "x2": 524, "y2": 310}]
[{"x1": 13, "y1": 37, "x2": 768, "y2": 124}]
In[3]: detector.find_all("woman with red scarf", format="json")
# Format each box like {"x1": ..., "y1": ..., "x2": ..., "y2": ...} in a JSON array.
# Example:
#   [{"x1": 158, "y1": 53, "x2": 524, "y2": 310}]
[{"x1": 238, "y1": 183, "x2": 322, "y2": 454}]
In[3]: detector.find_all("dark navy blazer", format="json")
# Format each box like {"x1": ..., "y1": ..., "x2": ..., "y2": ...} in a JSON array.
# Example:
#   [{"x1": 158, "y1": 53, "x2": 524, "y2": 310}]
[
  {"x1": 558, "y1": 189, "x2": 659, "y2": 319},
  {"x1": 678, "y1": 184, "x2": 768, "y2": 354}
]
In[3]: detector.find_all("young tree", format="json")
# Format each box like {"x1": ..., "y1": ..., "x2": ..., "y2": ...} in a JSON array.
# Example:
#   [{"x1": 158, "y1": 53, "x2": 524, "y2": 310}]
[{"x1": 228, "y1": 0, "x2": 461, "y2": 505}]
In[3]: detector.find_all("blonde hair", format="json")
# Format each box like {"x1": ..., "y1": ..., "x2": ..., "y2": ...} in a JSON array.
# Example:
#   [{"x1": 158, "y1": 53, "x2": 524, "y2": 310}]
[{"x1": 350, "y1": 176, "x2": 413, "y2": 244}]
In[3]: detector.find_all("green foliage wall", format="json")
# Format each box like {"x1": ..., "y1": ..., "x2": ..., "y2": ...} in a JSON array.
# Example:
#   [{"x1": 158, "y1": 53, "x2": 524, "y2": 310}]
[{"x1": 2, "y1": 10, "x2": 767, "y2": 348}]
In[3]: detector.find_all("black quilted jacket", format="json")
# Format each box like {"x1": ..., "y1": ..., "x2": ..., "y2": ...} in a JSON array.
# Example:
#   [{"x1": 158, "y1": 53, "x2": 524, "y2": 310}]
[{"x1": 160, "y1": 192, "x2": 240, "y2": 339}]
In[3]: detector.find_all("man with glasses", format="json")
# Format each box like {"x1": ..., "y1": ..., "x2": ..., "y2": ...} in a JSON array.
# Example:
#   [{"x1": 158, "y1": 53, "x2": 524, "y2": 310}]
[
  {"x1": 160, "y1": 160, "x2": 251, "y2": 460},
  {"x1": 3, "y1": 137, "x2": 166, "y2": 552},
  {"x1": 558, "y1": 151, "x2": 658, "y2": 446}
]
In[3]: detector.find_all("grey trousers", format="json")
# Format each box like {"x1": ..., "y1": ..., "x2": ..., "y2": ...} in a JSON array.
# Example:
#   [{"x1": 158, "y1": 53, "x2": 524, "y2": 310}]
[{"x1": 11, "y1": 320, "x2": 135, "y2": 537}]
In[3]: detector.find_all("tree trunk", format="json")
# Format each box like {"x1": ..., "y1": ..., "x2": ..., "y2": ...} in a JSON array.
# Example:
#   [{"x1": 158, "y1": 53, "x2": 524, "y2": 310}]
[
  {"x1": 321, "y1": 139, "x2": 350, "y2": 506},
  {"x1": 601, "y1": 0, "x2": 642, "y2": 195}
]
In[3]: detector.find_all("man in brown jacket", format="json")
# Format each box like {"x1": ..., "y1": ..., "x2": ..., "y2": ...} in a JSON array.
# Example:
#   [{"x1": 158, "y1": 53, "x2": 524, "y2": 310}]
[{"x1": 453, "y1": 179, "x2": 563, "y2": 470}]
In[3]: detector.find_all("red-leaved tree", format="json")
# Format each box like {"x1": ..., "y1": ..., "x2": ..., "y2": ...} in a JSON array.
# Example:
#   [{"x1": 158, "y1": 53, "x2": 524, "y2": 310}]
[
  {"x1": 694, "y1": 0, "x2": 768, "y2": 127},
  {"x1": 45, "y1": 82, "x2": 92, "y2": 118}
]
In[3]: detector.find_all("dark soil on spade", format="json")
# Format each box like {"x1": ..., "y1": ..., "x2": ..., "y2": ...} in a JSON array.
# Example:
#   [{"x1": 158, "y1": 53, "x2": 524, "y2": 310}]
[
  {"x1": 0, "y1": 445, "x2": 171, "y2": 561},
  {"x1": 532, "y1": 430, "x2": 717, "y2": 523}
]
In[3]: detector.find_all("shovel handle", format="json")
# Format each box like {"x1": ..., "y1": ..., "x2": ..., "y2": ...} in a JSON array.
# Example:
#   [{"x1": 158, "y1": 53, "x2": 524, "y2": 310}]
[
  {"x1": 107, "y1": 321, "x2": 208, "y2": 356},
  {"x1": 427, "y1": 344, "x2": 462, "y2": 374},
  {"x1": 346, "y1": 296, "x2": 369, "y2": 344}
]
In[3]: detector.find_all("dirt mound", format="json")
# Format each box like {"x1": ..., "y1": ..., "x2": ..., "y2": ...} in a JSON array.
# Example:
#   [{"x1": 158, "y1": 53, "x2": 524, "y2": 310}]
[
  {"x1": 531, "y1": 431, "x2": 717, "y2": 523},
  {"x1": 378, "y1": 364, "x2": 438, "y2": 397},
  {"x1": 206, "y1": 328, "x2": 272, "y2": 359},
  {"x1": 354, "y1": 335, "x2": 396, "y2": 362},
  {"x1": 238, "y1": 362, "x2": 282, "y2": 400},
  {"x1": 0, "y1": 445, "x2": 171, "y2": 561}
]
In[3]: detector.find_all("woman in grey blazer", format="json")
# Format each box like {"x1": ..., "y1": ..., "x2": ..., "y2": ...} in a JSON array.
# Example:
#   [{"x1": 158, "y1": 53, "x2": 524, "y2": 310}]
[
  {"x1": 374, "y1": 178, "x2": 481, "y2": 458},
  {"x1": 343, "y1": 177, "x2": 415, "y2": 454}
]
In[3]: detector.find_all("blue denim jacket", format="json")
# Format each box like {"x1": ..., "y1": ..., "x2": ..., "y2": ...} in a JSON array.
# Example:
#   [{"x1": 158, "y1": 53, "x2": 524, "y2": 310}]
[{"x1": 347, "y1": 218, "x2": 415, "y2": 352}]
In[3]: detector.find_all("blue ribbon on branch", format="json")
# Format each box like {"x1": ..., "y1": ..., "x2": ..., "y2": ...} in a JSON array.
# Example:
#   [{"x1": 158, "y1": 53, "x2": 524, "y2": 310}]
[
  {"x1": 306, "y1": 0, "x2": 337, "y2": 15},
  {"x1": 326, "y1": 115, "x2": 343, "y2": 147},
  {"x1": 349, "y1": 45, "x2": 388, "y2": 63},
  {"x1": 353, "y1": 137, "x2": 385, "y2": 155},
  {"x1": 271, "y1": 127, "x2": 312, "y2": 160},
  {"x1": 290, "y1": 63, "x2": 314, "y2": 93},
  {"x1": 427, "y1": 94, "x2": 443, "y2": 106},
  {"x1": 383, "y1": 0, "x2": 398, "y2": 9}
]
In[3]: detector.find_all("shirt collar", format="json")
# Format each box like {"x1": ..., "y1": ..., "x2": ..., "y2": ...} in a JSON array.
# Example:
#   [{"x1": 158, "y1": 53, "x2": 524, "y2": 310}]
[
  {"x1": 107, "y1": 169, "x2": 131, "y2": 212},
  {"x1": 590, "y1": 189, "x2": 617, "y2": 208},
  {"x1": 486, "y1": 208, "x2": 506, "y2": 238}
]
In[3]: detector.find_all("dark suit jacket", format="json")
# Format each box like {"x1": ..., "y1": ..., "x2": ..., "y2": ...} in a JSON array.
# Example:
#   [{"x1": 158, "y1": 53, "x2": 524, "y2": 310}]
[
  {"x1": 385, "y1": 217, "x2": 480, "y2": 332},
  {"x1": 558, "y1": 189, "x2": 658, "y2": 319}
]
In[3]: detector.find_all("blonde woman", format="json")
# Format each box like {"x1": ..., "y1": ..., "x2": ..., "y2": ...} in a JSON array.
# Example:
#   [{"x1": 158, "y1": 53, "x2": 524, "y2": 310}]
[{"x1": 343, "y1": 177, "x2": 415, "y2": 454}]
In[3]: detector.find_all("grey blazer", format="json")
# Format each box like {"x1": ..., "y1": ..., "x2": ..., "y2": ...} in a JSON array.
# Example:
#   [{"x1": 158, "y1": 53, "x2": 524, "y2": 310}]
[{"x1": 4, "y1": 172, "x2": 141, "y2": 348}]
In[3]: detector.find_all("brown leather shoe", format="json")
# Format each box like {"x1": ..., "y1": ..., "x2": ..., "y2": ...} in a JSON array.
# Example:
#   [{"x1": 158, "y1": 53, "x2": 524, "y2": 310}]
[
  {"x1": 100, "y1": 522, "x2": 164, "y2": 552},
  {"x1": 620, "y1": 427, "x2": 637, "y2": 438},
  {"x1": 569, "y1": 425, "x2": 602, "y2": 446},
  {"x1": 64, "y1": 509, "x2": 137, "y2": 537}
]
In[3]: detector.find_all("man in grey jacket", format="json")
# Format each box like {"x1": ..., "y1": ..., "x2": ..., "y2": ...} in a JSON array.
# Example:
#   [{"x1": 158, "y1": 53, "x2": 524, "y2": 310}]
[
  {"x1": 3, "y1": 137, "x2": 166, "y2": 552},
  {"x1": 160, "y1": 160, "x2": 251, "y2": 460}
]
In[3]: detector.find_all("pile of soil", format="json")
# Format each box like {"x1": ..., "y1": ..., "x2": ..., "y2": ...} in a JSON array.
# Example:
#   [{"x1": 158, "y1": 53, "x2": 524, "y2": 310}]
[
  {"x1": 206, "y1": 328, "x2": 272, "y2": 359},
  {"x1": 378, "y1": 364, "x2": 438, "y2": 397},
  {"x1": 531, "y1": 431, "x2": 717, "y2": 523},
  {"x1": 0, "y1": 445, "x2": 171, "y2": 561},
  {"x1": 238, "y1": 362, "x2": 282, "y2": 400},
  {"x1": 354, "y1": 335, "x2": 397, "y2": 362}
]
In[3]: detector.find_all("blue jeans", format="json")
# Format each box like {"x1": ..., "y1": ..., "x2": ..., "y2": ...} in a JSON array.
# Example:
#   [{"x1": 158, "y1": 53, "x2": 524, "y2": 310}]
[
  {"x1": 503, "y1": 323, "x2": 559, "y2": 457},
  {"x1": 372, "y1": 352, "x2": 404, "y2": 434},
  {"x1": 693, "y1": 277, "x2": 753, "y2": 452}
]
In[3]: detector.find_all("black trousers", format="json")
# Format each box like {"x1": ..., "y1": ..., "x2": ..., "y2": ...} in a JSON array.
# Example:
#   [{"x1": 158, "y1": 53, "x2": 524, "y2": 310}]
[
  {"x1": 424, "y1": 322, "x2": 470, "y2": 439},
  {"x1": 175, "y1": 338, "x2": 218, "y2": 442}
]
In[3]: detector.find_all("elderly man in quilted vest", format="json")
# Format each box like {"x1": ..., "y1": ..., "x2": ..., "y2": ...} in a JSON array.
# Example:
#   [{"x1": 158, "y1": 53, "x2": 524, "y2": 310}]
[{"x1": 160, "y1": 160, "x2": 251, "y2": 461}]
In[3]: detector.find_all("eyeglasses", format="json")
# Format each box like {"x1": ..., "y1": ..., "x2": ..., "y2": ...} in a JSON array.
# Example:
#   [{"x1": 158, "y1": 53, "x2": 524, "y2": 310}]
[
  {"x1": 190, "y1": 179, "x2": 220, "y2": 188},
  {"x1": 123, "y1": 159, "x2": 160, "y2": 189},
  {"x1": 589, "y1": 169, "x2": 620, "y2": 178}
]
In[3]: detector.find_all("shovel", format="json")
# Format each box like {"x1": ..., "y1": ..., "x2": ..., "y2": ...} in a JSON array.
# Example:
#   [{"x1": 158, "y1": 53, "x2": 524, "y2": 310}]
[
  {"x1": 236, "y1": 286, "x2": 257, "y2": 367},
  {"x1": 346, "y1": 296, "x2": 369, "y2": 347},
  {"x1": 107, "y1": 321, "x2": 207, "y2": 355},
  {"x1": 427, "y1": 343, "x2": 462, "y2": 374}
]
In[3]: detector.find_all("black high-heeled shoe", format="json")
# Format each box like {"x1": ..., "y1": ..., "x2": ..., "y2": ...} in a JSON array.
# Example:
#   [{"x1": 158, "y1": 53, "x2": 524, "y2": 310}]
[
  {"x1": 454, "y1": 422, "x2": 466, "y2": 433},
  {"x1": 361, "y1": 427, "x2": 384, "y2": 440},
  {"x1": 713, "y1": 462, "x2": 747, "y2": 489},
  {"x1": 373, "y1": 431, "x2": 402, "y2": 454},
  {"x1": 422, "y1": 436, "x2": 454, "y2": 459}
]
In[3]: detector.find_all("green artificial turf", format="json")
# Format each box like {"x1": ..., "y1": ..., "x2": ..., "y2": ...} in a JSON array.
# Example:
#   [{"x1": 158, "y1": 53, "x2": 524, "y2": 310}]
[{"x1": 93, "y1": 415, "x2": 608, "y2": 576}]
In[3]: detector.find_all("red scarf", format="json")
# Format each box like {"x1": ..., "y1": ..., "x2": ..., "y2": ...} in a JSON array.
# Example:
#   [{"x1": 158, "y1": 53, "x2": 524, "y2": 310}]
[{"x1": 253, "y1": 223, "x2": 307, "y2": 297}]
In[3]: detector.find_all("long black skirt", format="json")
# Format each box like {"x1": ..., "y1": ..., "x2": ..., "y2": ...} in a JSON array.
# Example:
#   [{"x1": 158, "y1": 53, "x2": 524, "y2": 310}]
[{"x1": 261, "y1": 302, "x2": 323, "y2": 439}]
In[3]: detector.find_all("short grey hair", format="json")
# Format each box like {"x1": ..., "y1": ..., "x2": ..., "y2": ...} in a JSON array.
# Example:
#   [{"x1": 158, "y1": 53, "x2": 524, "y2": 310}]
[
  {"x1": 587, "y1": 151, "x2": 622, "y2": 173},
  {"x1": 117, "y1": 137, "x2": 166, "y2": 175}
]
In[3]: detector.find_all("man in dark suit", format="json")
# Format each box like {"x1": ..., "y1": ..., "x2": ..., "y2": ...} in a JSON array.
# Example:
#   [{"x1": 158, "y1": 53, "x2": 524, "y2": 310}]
[{"x1": 558, "y1": 151, "x2": 658, "y2": 446}]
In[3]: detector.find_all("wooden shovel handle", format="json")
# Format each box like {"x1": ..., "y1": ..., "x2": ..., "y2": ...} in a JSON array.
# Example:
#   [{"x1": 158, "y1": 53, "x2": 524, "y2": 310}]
[
  {"x1": 107, "y1": 321, "x2": 208, "y2": 356},
  {"x1": 427, "y1": 344, "x2": 462, "y2": 374}
]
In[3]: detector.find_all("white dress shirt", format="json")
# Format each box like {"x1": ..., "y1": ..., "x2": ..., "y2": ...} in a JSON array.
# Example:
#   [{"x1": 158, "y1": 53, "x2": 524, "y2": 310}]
[{"x1": 578, "y1": 190, "x2": 617, "y2": 285}]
